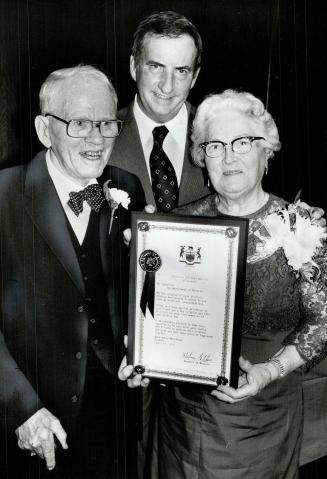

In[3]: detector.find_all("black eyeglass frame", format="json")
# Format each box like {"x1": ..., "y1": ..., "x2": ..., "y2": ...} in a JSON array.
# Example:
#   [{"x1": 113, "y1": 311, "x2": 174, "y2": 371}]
[
  {"x1": 199, "y1": 136, "x2": 266, "y2": 157},
  {"x1": 45, "y1": 113, "x2": 123, "y2": 138}
]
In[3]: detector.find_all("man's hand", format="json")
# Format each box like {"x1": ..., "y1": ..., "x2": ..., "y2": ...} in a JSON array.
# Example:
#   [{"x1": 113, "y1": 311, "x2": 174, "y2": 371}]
[
  {"x1": 118, "y1": 358, "x2": 150, "y2": 388},
  {"x1": 144, "y1": 204, "x2": 156, "y2": 214},
  {"x1": 123, "y1": 228, "x2": 131, "y2": 247},
  {"x1": 118, "y1": 335, "x2": 150, "y2": 388},
  {"x1": 123, "y1": 204, "x2": 156, "y2": 247},
  {"x1": 298, "y1": 201, "x2": 326, "y2": 227},
  {"x1": 16, "y1": 407, "x2": 68, "y2": 470}
]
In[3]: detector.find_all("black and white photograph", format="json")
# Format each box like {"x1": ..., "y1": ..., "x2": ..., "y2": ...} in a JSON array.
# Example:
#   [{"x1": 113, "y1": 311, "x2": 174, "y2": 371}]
[{"x1": 0, "y1": 1, "x2": 327, "y2": 478}]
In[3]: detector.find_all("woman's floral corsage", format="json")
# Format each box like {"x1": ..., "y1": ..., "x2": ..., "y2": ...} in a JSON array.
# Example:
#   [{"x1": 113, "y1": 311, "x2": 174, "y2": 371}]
[
  {"x1": 248, "y1": 199, "x2": 327, "y2": 283},
  {"x1": 103, "y1": 179, "x2": 131, "y2": 234}
]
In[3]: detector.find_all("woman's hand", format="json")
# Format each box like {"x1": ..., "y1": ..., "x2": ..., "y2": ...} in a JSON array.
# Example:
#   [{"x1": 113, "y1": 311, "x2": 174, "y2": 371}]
[
  {"x1": 211, "y1": 356, "x2": 275, "y2": 403},
  {"x1": 298, "y1": 201, "x2": 326, "y2": 227}
]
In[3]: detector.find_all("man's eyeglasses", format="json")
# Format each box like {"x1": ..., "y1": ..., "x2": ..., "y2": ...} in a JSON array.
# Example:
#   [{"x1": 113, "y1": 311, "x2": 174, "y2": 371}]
[
  {"x1": 199, "y1": 136, "x2": 265, "y2": 158},
  {"x1": 45, "y1": 114, "x2": 123, "y2": 138}
]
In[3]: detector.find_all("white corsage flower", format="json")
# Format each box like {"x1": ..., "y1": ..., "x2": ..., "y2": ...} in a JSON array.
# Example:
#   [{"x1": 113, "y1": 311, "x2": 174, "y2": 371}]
[
  {"x1": 250, "y1": 199, "x2": 327, "y2": 280},
  {"x1": 258, "y1": 213, "x2": 287, "y2": 255},
  {"x1": 282, "y1": 206, "x2": 326, "y2": 270},
  {"x1": 103, "y1": 179, "x2": 131, "y2": 234}
]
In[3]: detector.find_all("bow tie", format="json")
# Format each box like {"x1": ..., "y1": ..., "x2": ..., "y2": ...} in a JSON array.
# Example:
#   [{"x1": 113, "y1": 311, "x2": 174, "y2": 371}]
[{"x1": 68, "y1": 184, "x2": 105, "y2": 216}]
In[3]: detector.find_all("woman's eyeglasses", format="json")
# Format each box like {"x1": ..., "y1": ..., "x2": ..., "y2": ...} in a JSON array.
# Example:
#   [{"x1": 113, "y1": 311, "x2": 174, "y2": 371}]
[{"x1": 199, "y1": 136, "x2": 265, "y2": 158}]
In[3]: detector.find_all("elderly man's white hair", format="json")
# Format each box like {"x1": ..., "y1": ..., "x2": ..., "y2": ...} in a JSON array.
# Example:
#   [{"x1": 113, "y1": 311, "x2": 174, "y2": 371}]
[{"x1": 39, "y1": 64, "x2": 117, "y2": 115}]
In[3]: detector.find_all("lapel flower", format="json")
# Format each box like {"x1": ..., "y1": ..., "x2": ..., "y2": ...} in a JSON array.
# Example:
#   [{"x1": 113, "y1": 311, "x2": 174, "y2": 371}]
[
  {"x1": 249, "y1": 198, "x2": 327, "y2": 281},
  {"x1": 103, "y1": 179, "x2": 131, "y2": 234}
]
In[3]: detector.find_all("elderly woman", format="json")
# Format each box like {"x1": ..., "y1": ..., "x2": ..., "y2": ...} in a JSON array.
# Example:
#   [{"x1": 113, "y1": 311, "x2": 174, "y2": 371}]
[{"x1": 127, "y1": 89, "x2": 327, "y2": 479}]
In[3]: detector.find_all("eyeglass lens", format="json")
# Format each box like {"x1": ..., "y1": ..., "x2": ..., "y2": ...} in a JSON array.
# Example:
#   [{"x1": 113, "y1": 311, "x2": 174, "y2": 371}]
[
  {"x1": 205, "y1": 138, "x2": 257, "y2": 157},
  {"x1": 68, "y1": 120, "x2": 121, "y2": 138}
]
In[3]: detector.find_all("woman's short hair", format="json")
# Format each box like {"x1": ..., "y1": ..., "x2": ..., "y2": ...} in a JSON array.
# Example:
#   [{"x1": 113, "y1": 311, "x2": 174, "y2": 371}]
[
  {"x1": 39, "y1": 64, "x2": 117, "y2": 115},
  {"x1": 191, "y1": 89, "x2": 281, "y2": 167},
  {"x1": 131, "y1": 11, "x2": 202, "y2": 71}
]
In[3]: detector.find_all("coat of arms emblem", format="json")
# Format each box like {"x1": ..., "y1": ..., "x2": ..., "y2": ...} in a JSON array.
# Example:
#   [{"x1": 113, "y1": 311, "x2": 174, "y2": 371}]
[{"x1": 179, "y1": 246, "x2": 202, "y2": 265}]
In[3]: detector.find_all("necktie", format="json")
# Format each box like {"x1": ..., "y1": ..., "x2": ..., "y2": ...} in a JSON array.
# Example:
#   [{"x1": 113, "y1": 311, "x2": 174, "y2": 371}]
[
  {"x1": 149, "y1": 126, "x2": 179, "y2": 212},
  {"x1": 68, "y1": 184, "x2": 105, "y2": 216}
]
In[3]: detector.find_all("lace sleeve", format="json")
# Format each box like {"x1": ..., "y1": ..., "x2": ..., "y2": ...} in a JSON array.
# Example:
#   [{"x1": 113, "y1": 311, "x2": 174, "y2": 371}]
[{"x1": 283, "y1": 245, "x2": 327, "y2": 369}]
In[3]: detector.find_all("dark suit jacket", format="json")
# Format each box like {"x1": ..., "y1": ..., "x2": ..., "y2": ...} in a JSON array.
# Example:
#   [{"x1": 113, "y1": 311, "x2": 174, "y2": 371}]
[
  {"x1": 0, "y1": 150, "x2": 145, "y2": 435},
  {"x1": 109, "y1": 102, "x2": 210, "y2": 206}
]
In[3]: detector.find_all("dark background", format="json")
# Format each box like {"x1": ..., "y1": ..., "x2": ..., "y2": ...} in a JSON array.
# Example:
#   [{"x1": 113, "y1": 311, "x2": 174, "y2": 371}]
[
  {"x1": 0, "y1": 1, "x2": 327, "y2": 476},
  {"x1": 0, "y1": 0, "x2": 326, "y2": 210}
]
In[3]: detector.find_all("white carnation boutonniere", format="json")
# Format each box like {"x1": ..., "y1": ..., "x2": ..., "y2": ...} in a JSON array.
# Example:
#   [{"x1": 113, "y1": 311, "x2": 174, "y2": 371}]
[
  {"x1": 252, "y1": 197, "x2": 327, "y2": 281},
  {"x1": 103, "y1": 179, "x2": 131, "y2": 234}
]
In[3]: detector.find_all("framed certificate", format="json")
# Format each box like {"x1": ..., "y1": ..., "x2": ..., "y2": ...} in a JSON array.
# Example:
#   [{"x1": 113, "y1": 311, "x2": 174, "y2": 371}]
[{"x1": 127, "y1": 212, "x2": 248, "y2": 388}]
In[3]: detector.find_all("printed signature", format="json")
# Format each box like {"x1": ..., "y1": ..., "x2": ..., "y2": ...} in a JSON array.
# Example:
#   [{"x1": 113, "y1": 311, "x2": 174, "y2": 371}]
[{"x1": 182, "y1": 351, "x2": 213, "y2": 363}]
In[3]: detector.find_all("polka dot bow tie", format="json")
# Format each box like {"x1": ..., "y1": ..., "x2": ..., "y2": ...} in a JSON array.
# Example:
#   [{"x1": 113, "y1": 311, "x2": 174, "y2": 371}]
[{"x1": 68, "y1": 184, "x2": 105, "y2": 216}]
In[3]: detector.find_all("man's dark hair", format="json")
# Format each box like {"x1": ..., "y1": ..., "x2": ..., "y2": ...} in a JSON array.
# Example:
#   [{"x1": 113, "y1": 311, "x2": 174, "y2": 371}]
[{"x1": 132, "y1": 11, "x2": 202, "y2": 71}]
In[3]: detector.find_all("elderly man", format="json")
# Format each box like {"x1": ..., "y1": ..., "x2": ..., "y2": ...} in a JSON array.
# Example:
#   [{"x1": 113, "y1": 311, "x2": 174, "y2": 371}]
[
  {"x1": 109, "y1": 10, "x2": 210, "y2": 210},
  {"x1": 0, "y1": 65, "x2": 145, "y2": 478}
]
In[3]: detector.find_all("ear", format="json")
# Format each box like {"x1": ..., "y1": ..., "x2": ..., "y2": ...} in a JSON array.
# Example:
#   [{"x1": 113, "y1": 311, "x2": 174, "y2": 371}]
[
  {"x1": 130, "y1": 55, "x2": 137, "y2": 82},
  {"x1": 190, "y1": 66, "x2": 201, "y2": 89},
  {"x1": 35, "y1": 115, "x2": 51, "y2": 148}
]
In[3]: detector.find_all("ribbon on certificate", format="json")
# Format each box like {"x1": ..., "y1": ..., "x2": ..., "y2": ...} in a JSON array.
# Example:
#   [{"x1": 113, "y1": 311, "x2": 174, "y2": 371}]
[
  {"x1": 140, "y1": 271, "x2": 155, "y2": 317},
  {"x1": 139, "y1": 249, "x2": 162, "y2": 319}
]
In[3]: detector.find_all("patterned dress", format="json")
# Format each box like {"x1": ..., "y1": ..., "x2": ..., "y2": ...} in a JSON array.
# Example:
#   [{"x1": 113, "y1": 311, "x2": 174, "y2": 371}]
[{"x1": 150, "y1": 194, "x2": 327, "y2": 479}]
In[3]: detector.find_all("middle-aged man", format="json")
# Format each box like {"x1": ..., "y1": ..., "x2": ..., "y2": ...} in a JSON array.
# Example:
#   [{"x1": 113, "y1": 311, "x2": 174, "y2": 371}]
[
  {"x1": 0, "y1": 65, "x2": 145, "y2": 479},
  {"x1": 109, "y1": 10, "x2": 210, "y2": 211},
  {"x1": 108, "y1": 13, "x2": 210, "y2": 479}
]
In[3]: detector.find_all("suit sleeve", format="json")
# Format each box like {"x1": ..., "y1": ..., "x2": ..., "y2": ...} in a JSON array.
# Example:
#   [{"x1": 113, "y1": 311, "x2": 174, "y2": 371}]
[
  {"x1": 0, "y1": 330, "x2": 43, "y2": 432},
  {"x1": 0, "y1": 185, "x2": 43, "y2": 433}
]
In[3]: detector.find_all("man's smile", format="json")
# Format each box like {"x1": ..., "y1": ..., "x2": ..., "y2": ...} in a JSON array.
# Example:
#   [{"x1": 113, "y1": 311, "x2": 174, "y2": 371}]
[
  {"x1": 80, "y1": 150, "x2": 103, "y2": 160},
  {"x1": 223, "y1": 169, "x2": 242, "y2": 176}
]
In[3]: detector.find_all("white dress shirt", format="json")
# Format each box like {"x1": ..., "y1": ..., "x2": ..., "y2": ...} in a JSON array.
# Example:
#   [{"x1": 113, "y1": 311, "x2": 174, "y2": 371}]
[
  {"x1": 133, "y1": 96, "x2": 188, "y2": 185},
  {"x1": 46, "y1": 150, "x2": 98, "y2": 245}
]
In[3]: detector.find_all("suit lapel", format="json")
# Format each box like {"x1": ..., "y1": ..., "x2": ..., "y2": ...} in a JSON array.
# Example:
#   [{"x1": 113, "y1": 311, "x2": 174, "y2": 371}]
[
  {"x1": 99, "y1": 200, "x2": 122, "y2": 341},
  {"x1": 119, "y1": 106, "x2": 155, "y2": 205},
  {"x1": 99, "y1": 201, "x2": 111, "y2": 281},
  {"x1": 116, "y1": 102, "x2": 205, "y2": 207},
  {"x1": 24, "y1": 151, "x2": 85, "y2": 295},
  {"x1": 179, "y1": 103, "x2": 196, "y2": 205},
  {"x1": 179, "y1": 137, "x2": 194, "y2": 205}
]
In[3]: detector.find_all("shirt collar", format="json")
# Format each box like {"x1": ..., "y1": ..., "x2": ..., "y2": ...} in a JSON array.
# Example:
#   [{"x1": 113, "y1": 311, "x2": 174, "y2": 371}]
[
  {"x1": 46, "y1": 149, "x2": 98, "y2": 207},
  {"x1": 133, "y1": 95, "x2": 188, "y2": 146}
]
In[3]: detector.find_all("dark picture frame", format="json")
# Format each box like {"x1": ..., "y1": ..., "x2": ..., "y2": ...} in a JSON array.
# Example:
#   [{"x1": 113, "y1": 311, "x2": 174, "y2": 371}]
[{"x1": 128, "y1": 212, "x2": 248, "y2": 388}]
